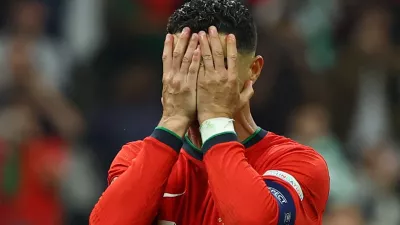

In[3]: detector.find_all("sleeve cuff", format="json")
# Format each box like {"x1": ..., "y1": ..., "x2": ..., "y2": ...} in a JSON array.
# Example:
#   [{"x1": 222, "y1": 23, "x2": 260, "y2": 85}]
[
  {"x1": 151, "y1": 127, "x2": 183, "y2": 153},
  {"x1": 202, "y1": 132, "x2": 238, "y2": 153}
]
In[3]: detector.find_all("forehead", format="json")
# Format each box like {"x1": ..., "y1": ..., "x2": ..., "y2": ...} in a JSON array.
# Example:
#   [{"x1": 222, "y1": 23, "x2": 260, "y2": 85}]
[{"x1": 173, "y1": 32, "x2": 229, "y2": 56}]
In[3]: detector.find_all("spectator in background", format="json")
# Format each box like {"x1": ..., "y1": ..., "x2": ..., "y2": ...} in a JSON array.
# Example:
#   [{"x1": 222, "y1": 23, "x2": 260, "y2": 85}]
[
  {"x1": 253, "y1": 0, "x2": 339, "y2": 73},
  {"x1": 0, "y1": 47, "x2": 83, "y2": 225},
  {"x1": 330, "y1": 3, "x2": 398, "y2": 149},
  {"x1": 62, "y1": 0, "x2": 105, "y2": 63},
  {"x1": 0, "y1": 1, "x2": 84, "y2": 224},
  {"x1": 0, "y1": 103, "x2": 68, "y2": 225},
  {"x1": 0, "y1": 0, "x2": 72, "y2": 91},
  {"x1": 324, "y1": 206, "x2": 364, "y2": 225},
  {"x1": 328, "y1": 3, "x2": 400, "y2": 223},
  {"x1": 0, "y1": 0, "x2": 84, "y2": 140},
  {"x1": 358, "y1": 142, "x2": 400, "y2": 225}
]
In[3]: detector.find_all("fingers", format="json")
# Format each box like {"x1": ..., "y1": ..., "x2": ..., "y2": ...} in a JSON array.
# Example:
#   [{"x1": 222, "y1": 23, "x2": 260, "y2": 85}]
[
  {"x1": 226, "y1": 34, "x2": 238, "y2": 79},
  {"x1": 162, "y1": 34, "x2": 173, "y2": 78},
  {"x1": 197, "y1": 59, "x2": 206, "y2": 84},
  {"x1": 187, "y1": 46, "x2": 201, "y2": 85},
  {"x1": 239, "y1": 80, "x2": 254, "y2": 109},
  {"x1": 209, "y1": 26, "x2": 225, "y2": 70},
  {"x1": 181, "y1": 34, "x2": 199, "y2": 74},
  {"x1": 199, "y1": 31, "x2": 214, "y2": 71},
  {"x1": 173, "y1": 27, "x2": 191, "y2": 71}
]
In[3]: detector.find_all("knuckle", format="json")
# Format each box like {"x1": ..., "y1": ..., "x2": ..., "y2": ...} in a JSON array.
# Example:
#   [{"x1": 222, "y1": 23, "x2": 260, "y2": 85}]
[
  {"x1": 192, "y1": 54, "x2": 200, "y2": 62},
  {"x1": 162, "y1": 73, "x2": 171, "y2": 82},
  {"x1": 207, "y1": 77, "x2": 217, "y2": 85},
  {"x1": 171, "y1": 77, "x2": 182, "y2": 87},
  {"x1": 229, "y1": 54, "x2": 238, "y2": 62},
  {"x1": 214, "y1": 50, "x2": 224, "y2": 57},
  {"x1": 162, "y1": 54, "x2": 168, "y2": 62},
  {"x1": 181, "y1": 85, "x2": 191, "y2": 92},
  {"x1": 188, "y1": 67, "x2": 198, "y2": 75},
  {"x1": 203, "y1": 54, "x2": 213, "y2": 61},
  {"x1": 182, "y1": 56, "x2": 191, "y2": 64},
  {"x1": 220, "y1": 74, "x2": 229, "y2": 82},
  {"x1": 198, "y1": 81, "x2": 207, "y2": 88},
  {"x1": 173, "y1": 51, "x2": 182, "y2": 59}
]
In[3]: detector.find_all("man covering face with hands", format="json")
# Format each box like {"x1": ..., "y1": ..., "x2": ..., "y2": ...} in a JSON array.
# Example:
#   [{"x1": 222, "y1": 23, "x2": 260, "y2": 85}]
[{"x1": 90, "y1": 1, "x2": 329, "y2": 225}]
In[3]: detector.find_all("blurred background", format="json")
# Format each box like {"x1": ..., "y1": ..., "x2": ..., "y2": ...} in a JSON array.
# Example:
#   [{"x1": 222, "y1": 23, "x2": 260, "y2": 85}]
[{"x1": 0, "y1": 0, "x2": 399, "y2": 224}]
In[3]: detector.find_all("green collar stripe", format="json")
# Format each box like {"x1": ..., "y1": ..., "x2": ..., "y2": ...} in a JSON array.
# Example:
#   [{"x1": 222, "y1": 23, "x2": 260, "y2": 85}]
[
  {"x1": 242, "y1": 127, "x2": 262, "y2": 145},
  {"x1": 184, "y1": 135, "x2": 201, "y2": 153},
  {"x1": 155, "y1": 126, "x2": 182, "y2": 140}
]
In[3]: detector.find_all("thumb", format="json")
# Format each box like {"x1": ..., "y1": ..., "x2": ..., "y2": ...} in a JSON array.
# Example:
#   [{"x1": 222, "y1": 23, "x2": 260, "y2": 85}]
[{"x1": 239, "y1": 80, "x2": 254, "y2": 108}]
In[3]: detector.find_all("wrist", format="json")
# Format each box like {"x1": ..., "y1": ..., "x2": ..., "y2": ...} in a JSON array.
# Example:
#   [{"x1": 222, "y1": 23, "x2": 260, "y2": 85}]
[
  {"x1": 198, "y1": 113, "x2": 233, "y2": 125},
  {"x1": 200, "y1": 117, "x2": 236, "y2": 144},
  {"x1": 158, "y1": 116, "x2": 190, "y2": 138}
]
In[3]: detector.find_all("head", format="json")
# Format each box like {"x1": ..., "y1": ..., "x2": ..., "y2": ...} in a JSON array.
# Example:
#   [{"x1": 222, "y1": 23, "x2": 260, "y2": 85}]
[
  {"x1": 166, "y1": 0, "x2": 264, "y2": 87},
  {"x1": 11, "y1": 0, "x2": 46, "y2": 35}
]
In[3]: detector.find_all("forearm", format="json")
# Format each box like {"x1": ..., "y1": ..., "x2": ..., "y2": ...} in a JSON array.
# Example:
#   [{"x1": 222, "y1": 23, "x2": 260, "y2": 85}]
[
  {"x1": 90, "y1": 128, "x2": 182, "y2": 225},
  {"x1": 28, "y1": 81, "x2": 84, "y2": 139},
  {"x1": 204, "y1": 139, "x2": 279, "y2": 224},
  {"x1": 199, "y1": 119, "x2": 278, "y2": 224}
]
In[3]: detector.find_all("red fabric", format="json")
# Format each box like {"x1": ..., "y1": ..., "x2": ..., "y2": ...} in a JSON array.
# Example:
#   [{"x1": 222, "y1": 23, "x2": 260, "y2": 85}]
[
  {"x1": 2, "y1": 137, "x2": 66, "y2": 225},
  {"x1": 90, "y1": 132, "x2": 329, "y2": 225},
  {"x1": 204, "y1": 133, "x2": 329, "y2": 224},
  {"x1": 90, "y1": 137, "x2": 179, "y2": 225}
]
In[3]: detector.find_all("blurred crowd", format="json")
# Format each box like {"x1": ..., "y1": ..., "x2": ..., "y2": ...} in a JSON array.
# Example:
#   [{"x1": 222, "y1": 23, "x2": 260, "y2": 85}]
[{"x1": 0, "y1": 0, "x2": 399, "y2": 224}]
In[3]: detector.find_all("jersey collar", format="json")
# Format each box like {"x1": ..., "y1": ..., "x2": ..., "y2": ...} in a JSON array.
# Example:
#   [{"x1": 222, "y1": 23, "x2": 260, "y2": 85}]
[{"x1": 183, "y1": 127, "x2": 268, "y2": 161}]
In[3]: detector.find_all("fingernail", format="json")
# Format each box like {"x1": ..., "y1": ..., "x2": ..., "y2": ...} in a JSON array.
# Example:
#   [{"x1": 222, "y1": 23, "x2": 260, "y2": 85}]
[
  {"x1": 209, "y1": 26, "x2": 217, "y2": 35},
  {"x1": 199, "y1": 31, "x2": 206, "y2": 38},
  {"x1": 229, "y1": 34, "x2": 236, "y2": 41},
  {"x1": 165, "y1": 34, "x2": 170, "y2": 41},
  {"x1": 191, "y1": 33, "x2": 198, "y2": 40},
  {"x1": 182, "y1": 27, "x2": 189, "y2": 34}
]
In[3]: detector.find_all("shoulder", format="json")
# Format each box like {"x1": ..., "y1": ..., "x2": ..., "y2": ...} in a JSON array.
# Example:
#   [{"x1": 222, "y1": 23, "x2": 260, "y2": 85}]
[
  {"x1": 260, "y1": 132, "x2": 328, "y2": 174},
  {"x1": 107, "y1": 141, "x2": 143, "y2": 184},
  {"x1": 258, "y1": 133, "x2": 330, "y2": 211},
  {"x1": 263, "y1": 132, "x2": 329, "y2": 183},
  {"x1": 253, "y1": 132, "x2": 330, "y2": 222}
]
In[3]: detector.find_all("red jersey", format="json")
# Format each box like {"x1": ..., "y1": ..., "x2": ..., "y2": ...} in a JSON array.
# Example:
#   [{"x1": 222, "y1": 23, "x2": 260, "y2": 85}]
[{"x1": 90, "y1": 128, "x2": 329, "y2": 225}]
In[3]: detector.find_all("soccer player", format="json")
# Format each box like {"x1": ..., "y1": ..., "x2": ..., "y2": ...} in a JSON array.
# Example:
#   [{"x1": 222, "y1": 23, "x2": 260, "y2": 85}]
[{"x1": 90, "y1": 1, "x2": 330, "y2": 225}]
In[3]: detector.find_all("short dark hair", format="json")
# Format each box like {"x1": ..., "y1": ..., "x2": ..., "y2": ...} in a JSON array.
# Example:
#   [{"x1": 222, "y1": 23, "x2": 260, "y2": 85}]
[{"x1": 167, "y1": 0, "x2": 257, "y2": 53}]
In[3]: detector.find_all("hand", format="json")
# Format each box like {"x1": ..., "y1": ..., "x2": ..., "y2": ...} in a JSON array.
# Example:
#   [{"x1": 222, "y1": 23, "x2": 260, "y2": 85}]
[
  {"x1": 9, "y1": 43, "x2": 36, "y2": 89},
  {"x1": 197, "y1": 26, "x2": 254, "y2": 124},
  {"x1": 159, "y1": 28, "x2": 201, "y2": 137}
]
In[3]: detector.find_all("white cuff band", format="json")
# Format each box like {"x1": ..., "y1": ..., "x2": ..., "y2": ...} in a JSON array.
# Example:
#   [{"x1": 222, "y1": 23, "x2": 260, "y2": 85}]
[{"x1": 200, "y1": 117, "x2": 236, "y2": 144}]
